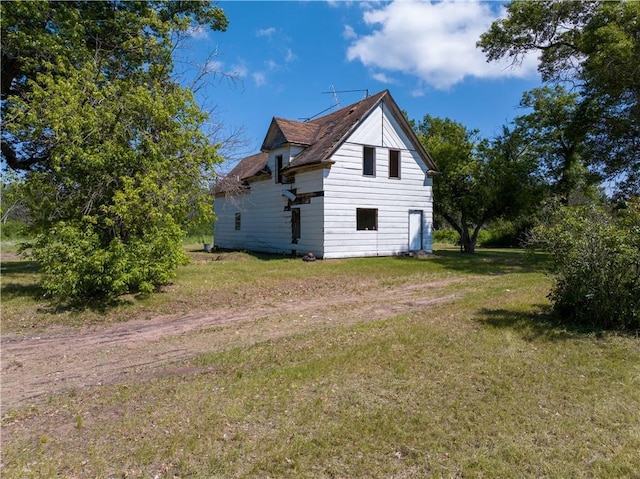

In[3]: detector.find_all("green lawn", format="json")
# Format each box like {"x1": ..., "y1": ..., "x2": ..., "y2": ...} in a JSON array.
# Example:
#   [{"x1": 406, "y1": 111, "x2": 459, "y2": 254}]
[{"x1": 1, "y1": 246, "x2": 639, "y2": 478}]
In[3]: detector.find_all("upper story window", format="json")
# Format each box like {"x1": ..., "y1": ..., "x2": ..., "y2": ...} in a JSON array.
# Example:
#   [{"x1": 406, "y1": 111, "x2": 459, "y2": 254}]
[
  {"x1": 275, "y1": 155, "x2": 284, "y2": 184},
  {"x1": 363, "y1": 146, "x2": 375, "y2": 176},
  {"x1": 389, "y1": 150, "x2": 400, "y2": 179}
]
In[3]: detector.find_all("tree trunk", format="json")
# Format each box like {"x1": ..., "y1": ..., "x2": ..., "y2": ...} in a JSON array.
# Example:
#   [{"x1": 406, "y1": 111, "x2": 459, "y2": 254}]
[
  {"x1": 441, "y1": 212, "x2": 479, "y2": 253},
  {"x1": 460, "y1": 221, "x2": 485, "y2": 253},
  {"x1": 460, "y1": 232, "x2": 477, "y2": 253}
]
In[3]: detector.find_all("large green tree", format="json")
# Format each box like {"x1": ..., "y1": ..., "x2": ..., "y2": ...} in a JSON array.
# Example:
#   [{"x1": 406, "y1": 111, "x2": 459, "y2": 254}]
[
  {"x1": 1, "y1": 1, "x2": 228, "y2": 301},
  {"x1": 416, "y1": 116, "x2": 542, "y2": 253},
  {"x1": 478, "y1": 0, "x2": 640, "y2": 197},
  {"x1": 513, "y1": 85, "x2": 602, "y2": 203}
]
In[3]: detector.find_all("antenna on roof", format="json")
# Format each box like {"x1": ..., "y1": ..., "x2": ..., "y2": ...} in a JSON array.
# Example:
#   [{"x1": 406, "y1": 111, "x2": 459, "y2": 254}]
[
  {"x1": 328, "y1": 84, "x2": 341, "y2": 108},
  {"x1": 299, "y1": 87, "x2": 370, "y2": 122},
  {"x1": 321, "y1": 88, "x2": 370, "y2": 98},
  {"x1": 299, "y1": 104, "x2": 338, "y2": 122}
]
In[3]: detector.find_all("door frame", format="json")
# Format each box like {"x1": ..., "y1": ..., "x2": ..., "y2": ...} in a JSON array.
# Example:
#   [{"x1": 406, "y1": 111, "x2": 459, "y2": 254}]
[{"x1": 408, "y1": 209, "x2": 423, "y2": 251}]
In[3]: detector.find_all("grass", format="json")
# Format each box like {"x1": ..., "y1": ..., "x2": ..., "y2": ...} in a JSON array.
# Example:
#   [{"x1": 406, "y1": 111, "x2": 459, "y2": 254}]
[{"x1": 1, "y1": 244, "x2": 639, "y2": 478}]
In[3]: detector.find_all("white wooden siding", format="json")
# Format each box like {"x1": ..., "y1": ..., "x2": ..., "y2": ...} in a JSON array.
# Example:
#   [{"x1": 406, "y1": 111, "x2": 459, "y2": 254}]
[
  {"x1": 323, "y1": 101, "x2": 433, "y2": 259},
  {"x1": 288, "y1": 170, "x2": 325, "y2": 257},
  {"x1": 214, "y1": 181, "x2": 290, "y2": 254},
  {"x1": 214, "y1": 152, "x2": 325, "y2": 257}
]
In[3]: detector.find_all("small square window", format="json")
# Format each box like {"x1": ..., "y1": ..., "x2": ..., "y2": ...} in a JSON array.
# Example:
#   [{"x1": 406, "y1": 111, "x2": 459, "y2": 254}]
[
  {"x1": 234, "y1": 212, "x2": 241, "y2": 230},
  {"x1": 357, "y1": 208, "x2": 378, "y2": 231},
  {"x1": 389, "y1": 150, "x2": 400, "y2": 178},
  {"x1": 363, "y1": 146, "x2": 375, "y2": 176}
]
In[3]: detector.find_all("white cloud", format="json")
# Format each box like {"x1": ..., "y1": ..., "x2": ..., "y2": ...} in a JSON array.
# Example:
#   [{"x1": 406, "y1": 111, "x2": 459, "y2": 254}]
[
  {"x1": 285, "y1": 48, "x2": 297, "y2": 63},
  {"x1": 346, "y1": 0, "x2": 538, "y2": 90},
  {"x1": 256, "y1": 27, "x2": 277, "y2": 37},
  {"x1": 186, "y1": 24, "x2": 209, "y2": 40},
  {"x1": 372, "y1": 72, "x2": 396, "y2": 84},
  {"x1": 253, "y1": 72, "x2": 267, "y2": 86},
  {"x1": 343, "y1": 25, "x2": 357, "y2": 40},
  {"x1": 204, "y1": 60, "x2": 224, "y2": 74},
  {"x1": 231, "y1": 60, "x2": 248, "y2": 78}
]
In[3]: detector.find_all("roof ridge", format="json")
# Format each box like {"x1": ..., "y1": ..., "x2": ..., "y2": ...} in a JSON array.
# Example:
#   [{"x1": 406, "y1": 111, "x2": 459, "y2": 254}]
[{"x1": 308, "y1": 89, "x2": 388, "y2": 125}]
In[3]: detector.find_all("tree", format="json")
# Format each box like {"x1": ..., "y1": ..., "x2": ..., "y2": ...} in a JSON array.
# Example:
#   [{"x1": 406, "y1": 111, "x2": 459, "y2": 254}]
[
  {"x1": 1, "y1": 1, "x2": 228, "y2": 301},
  {"x1": 1, "y1": 1, "x2": 227, "y2": 171},
  {"x1": 478, "y1": 0, "x2": 640, "y2": 197},
  {"x1": 416, "y1": 115, "x2": 542, "y2": 253},
  {"x1": 513, "y1": 85, "x2": 602, "y2": 203}
]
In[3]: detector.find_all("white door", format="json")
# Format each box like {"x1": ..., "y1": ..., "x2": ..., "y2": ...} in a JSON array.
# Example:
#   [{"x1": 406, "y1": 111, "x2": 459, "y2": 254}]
[{"x1": 409, "y1": 210, "x2": 423, "y2": 251}]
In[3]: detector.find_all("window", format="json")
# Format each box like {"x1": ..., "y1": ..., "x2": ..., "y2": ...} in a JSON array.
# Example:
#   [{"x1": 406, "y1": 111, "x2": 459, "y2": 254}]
[
  {"x1": 389, "y1": 150, "x2": 400, "y2": 178},
  {"x1": 234, "y1": 213, "x2": 241, "y2": 230},
  {"x1": 357, "y1": 208, "x2": 378, "y2": 231},
  {"x1": 291, "y1": 208, "x2": 300, "y2": 243},
  {"x1": 363, "y1": 146, "x2": 375, "y2": 176},
  {"x1": 275, "y1": 155, "x2": 284, "y2": 184}
]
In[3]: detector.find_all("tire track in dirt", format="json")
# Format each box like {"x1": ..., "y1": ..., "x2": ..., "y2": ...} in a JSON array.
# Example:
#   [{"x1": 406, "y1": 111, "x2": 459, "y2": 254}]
[{"x1": 1, "y1": 279, "x2": 462, "y2": 410}]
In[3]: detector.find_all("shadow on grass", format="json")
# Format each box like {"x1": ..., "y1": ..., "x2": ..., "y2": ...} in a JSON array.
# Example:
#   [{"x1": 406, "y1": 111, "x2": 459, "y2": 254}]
[
  {"x1": 38, "y1": 295, "x2": 135, "y2": 316},
  {"x1": 202, "y1": 248, "x2": 299, "y2": 262},
  {"x1": 423, "y1": 248, "x2": 551, "y2": 276},
  {"x1": 1, "y1": 281, "x2": 44, "y2": 301},
  {"x1": 0, "y1": 260, "x2": 40, "y2": 275},
  {"x1": 1, "y1": 259, "x2": 135, "y2": 316},
  {"x1": 475, "y1": 305, "x2": 613, "y2": 341},
  {"x1": 1, "y1": 260, "x2": 45, "y2": 301},
  {"x1": 1, "y1": 280, "x2": 133, "y2": 315}
]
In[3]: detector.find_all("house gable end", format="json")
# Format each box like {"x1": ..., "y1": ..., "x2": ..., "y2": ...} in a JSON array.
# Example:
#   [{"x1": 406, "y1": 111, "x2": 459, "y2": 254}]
[
  {"x1": 379, "y1": 95, "x2": 438, "y2": 174},
  {"x1": 332, "y1": 94, "x2": 437, "y2": 174},
  {"x1": 261, "y1": 118, "x2": 288, "y2": 151},
  {"x1": 261, "y1": 118, "x2": 320, "y2": 152},
  {"x1": 216, "y1": 89, "x2": 437, "y2": 194}
]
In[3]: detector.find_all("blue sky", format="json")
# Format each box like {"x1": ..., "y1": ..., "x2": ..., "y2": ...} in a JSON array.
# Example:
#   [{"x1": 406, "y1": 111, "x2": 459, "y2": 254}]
[{"x1": 178, "y1": 1, "x2": 542, "y2": 167}]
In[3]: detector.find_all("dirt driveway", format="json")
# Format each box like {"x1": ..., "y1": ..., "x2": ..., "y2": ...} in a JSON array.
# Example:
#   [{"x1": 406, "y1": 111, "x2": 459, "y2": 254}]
[{"x1": 1, "y1": 279, "x2": 460, "y2": 411}]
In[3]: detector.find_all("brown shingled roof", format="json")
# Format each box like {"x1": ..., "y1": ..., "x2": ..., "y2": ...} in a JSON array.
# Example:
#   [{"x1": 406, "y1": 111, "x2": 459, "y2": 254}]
[
  {"x1": 217, "y1": 90, "x2": 436, "y2": 193},
  {"x1": 288, "y1": 90, "x2": 388, "y2": 168},
  {"x1": 214, "y1": 151, "x2": 269, "y2": 194},
  {"x1": 262, "y1": 118, "x2": 320, "y2": 150}
]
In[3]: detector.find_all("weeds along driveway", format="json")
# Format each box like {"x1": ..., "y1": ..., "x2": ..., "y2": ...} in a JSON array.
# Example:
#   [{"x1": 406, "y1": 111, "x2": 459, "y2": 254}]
[{"x1": 1, "y1": 277, "x2": 462, "y2": 410}]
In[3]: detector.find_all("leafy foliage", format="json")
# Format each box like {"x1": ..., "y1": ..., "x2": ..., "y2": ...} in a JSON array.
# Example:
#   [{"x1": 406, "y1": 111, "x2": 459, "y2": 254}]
[
  {"x1": 416, "y1": 116, "x2": 542, "y2": 253},
  {"x1": 1, "y1": 1, "x2": 227, "y2": 301},
  {"x1": 529, "y1": 200, "x2": 640, "y2": 330},
  {"x1": 31, "y1": 220, "x2": 187, "y2": 300},
  {"x1": 514, "y1": 85, "x2": 603, "y2": 203},
  {"x1": 478, "y1": 0, "x2": 640, "y2": 197},
  {"x1": 1, "y1": 170, "x2": 28, "y2": 229}
]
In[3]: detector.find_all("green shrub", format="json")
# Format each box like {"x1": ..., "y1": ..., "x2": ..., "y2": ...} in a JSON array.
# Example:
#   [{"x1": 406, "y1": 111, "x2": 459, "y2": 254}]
[
  {"x1": 184, "y1": 220, "x2": 213, "y2": 244},
  {"x1": 433, "y1": 228, "x2": 460, "y2": 245},
  {"x1": 26, "y1": 220, "x2": 188, "y2": 302},
  {"x1": 434, "y1": 220, "x2": 531, "y2": 248},
  {"x1": 529, "y1": 200, "x2": 640, "y2": 330},
  {"x1": 478, "y1": 220, "x2": 520, "y2": 248},
  {"x1": 1, "y1": 219, "x2": 28, "y2": 240}
]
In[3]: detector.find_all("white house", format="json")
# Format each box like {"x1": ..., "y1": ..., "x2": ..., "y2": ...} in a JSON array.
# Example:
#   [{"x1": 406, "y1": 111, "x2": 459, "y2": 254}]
[{"x1": 214, "y1": 90, "x2": 438, "y2": 259}]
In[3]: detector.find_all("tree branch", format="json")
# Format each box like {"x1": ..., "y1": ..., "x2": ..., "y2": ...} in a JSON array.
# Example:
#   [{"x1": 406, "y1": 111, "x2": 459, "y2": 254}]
[{"x1": 1, "y1": 140, "x2": 45, "y2": 171}]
